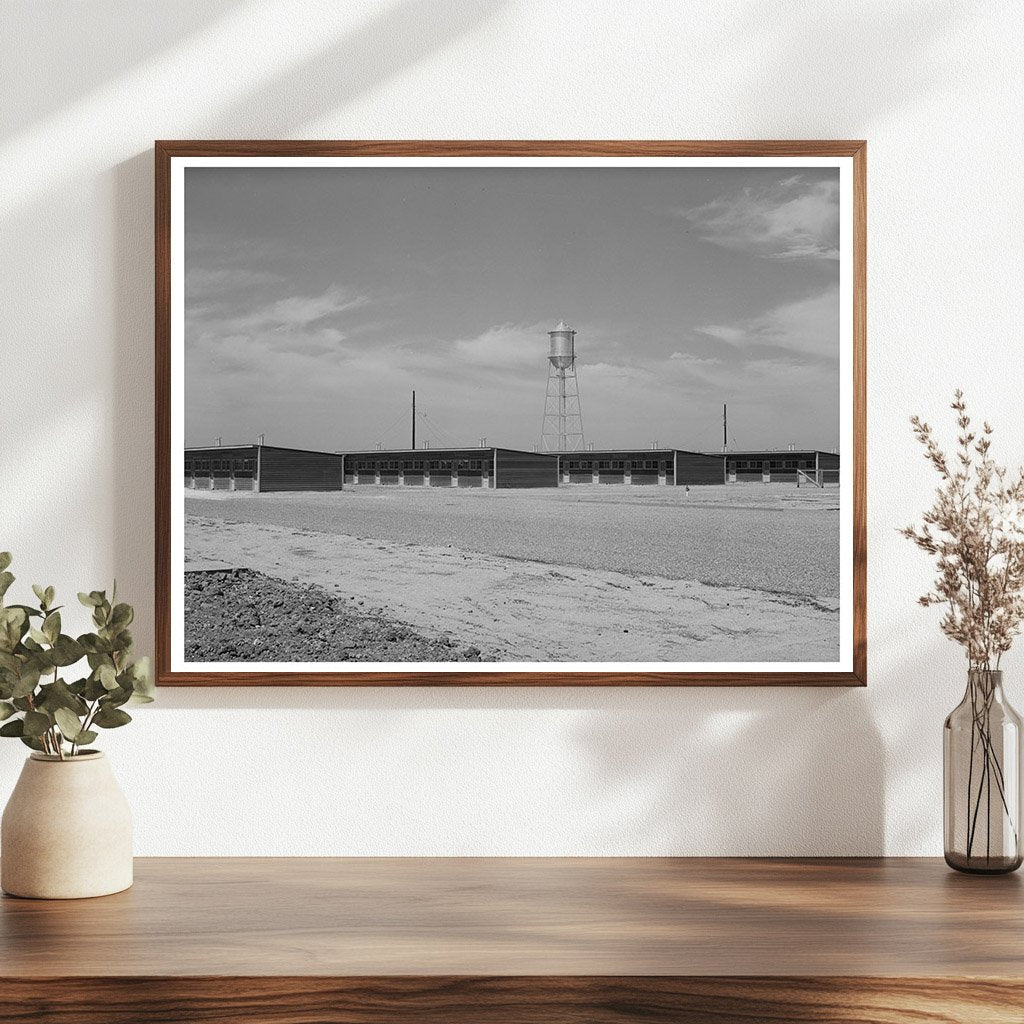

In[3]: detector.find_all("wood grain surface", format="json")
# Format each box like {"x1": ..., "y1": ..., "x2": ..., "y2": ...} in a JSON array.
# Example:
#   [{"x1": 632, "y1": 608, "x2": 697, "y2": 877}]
[
  {"x1": 155, "y1": 139, "x2": 867, "y2": 688},
  {"x1": 0, "y1": 976, "x2": 1022, "y2": 1024},
  {"x1": 4, "y1": 857, "x2": 1021, "y2": 977},
  {"x1": 2, "y1": 858, "x2": 1020, "y2": 1023}
]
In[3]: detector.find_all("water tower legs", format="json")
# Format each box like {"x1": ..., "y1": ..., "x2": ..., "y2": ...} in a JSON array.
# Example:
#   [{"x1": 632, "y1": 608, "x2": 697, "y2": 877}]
[{"x1": 541, "y1": 364, "x2": 585, "y2": 452}]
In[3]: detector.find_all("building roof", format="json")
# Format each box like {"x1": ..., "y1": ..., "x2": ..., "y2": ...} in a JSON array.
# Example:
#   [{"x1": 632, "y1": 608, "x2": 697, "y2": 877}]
[
  {"x1": 185, "y1": 445, "x2": 256, "y2": 452},
  {"x1": 558, "y1": 448, "x2": 716, "y2": 456},
  {"x1": 341, "y1": 447, "x2": 546, "y2": 457},
  {"x1": 185, "y1": 443, "x2": 343, "y2": 456},
  {"x1": 714, "y1": 449, "x2": 839, "y2": 457}
]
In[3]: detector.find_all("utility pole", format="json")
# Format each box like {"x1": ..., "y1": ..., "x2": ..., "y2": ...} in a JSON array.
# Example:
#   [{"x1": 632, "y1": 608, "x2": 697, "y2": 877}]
[
  {"x1": 411, "y1": 391, "x2": 416, "y2": 450},
  {"x1": 723, "y1": 404, "x2": 728, "y2": 452}
]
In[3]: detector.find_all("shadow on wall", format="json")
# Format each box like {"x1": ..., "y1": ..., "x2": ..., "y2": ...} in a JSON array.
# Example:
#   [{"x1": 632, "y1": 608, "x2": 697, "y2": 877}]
[
  {"x1": 112, "y1": 151, "x2": 157, "y2": 647},
  {"x1": 731, "y1": 0, "x2": 972, "y2": 133},
  {"x1": 0, "y1": 1, "x2": 244, "y2": 139},
  {"x1": 198, "y1": 0, "x2": 508, "y2": 137},
  {"x1": 572, "y1": 687, "x2": 884, "y2": 855},
  {"x1": 148, "y1": 681, "x2": 885, "y2": 856}
]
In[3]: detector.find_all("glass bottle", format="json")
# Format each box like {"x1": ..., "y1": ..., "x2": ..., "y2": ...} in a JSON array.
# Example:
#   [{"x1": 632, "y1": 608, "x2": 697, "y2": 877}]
[{"x1": 944, "y1": 669, "x2": 1022, "y2": 873}]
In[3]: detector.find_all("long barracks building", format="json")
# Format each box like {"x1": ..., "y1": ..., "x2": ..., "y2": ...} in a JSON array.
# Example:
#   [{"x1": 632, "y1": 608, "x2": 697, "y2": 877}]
[
  {"x1": 721, "y1": 449, "x2": 840, "y2": 485},
  {"x1": 342, "y1": 447, "x2": 557, "y2": 488},
  {"x1": 184, "y1": 444, "x2": 345, "y2": 492},
  {"x1": 183, "y1": 443, "x2": 840, "y2": 492},
  {"x1": 556, "y1": 449, "x2": 724, "y2": 486}
]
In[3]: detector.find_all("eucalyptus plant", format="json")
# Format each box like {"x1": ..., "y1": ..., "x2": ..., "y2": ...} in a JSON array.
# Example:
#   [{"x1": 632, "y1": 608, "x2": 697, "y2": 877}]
[{"x1": 0, "y1": 552, "x2": 153, "y2": 759}]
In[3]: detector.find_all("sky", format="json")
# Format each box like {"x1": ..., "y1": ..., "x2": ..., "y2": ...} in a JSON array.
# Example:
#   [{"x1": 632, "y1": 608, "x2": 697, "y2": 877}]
[{"x1": 184, "y1": 165, "x2": 841, "y2": 453}]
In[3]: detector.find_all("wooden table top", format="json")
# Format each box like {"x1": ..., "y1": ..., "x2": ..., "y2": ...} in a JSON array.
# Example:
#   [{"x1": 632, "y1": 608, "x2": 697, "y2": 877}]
[{"x1": 1, "y1": 857, "x2": 1021, "y2": 978}]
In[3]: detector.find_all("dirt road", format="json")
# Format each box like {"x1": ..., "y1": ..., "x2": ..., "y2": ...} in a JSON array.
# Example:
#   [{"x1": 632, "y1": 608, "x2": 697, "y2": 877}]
[{"x1": 185, "y1": 510, "x2": 839, "y2": 664}]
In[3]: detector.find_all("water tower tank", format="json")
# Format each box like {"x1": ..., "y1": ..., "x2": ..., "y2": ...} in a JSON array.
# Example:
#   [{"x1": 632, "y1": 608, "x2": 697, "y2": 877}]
[{"x1": 548, "y1": 320, "x2": 576, "y2": 369}]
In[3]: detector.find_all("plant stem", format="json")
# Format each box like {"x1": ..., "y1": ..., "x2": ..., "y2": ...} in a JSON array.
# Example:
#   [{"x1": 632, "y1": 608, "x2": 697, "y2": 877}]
[
  {"x1": 966, "y1": 681, "x2": 978, "y2": 852},
  {"x1": 53, "y1": 665, "x2": 64, "y2": 760},
  {"x1": 964, "y1": 670, "x2": 1018, "y2": 863}
]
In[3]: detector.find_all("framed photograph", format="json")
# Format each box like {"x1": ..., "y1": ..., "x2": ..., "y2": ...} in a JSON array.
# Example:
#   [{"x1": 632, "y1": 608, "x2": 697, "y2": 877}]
[{"x1": 156, "y1": 141, "x2": 865, "y2": 686}]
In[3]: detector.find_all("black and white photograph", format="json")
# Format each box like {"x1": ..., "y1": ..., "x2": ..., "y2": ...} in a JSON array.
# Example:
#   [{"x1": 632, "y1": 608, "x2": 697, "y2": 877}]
[{"x1": 161, "y1": 147, "x2": 862, "y2": 682}]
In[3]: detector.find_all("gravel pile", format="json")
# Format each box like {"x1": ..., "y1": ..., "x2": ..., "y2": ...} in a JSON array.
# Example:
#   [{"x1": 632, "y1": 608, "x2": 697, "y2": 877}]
[{"x1": 184, "y1": 568, "x2": 487, "y2": 662}]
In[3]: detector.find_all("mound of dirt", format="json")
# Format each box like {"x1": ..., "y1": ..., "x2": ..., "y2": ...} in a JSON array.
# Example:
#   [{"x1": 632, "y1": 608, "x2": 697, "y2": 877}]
[{"x1": 184, "y1": 568, "x2": 488, "y2": 663}]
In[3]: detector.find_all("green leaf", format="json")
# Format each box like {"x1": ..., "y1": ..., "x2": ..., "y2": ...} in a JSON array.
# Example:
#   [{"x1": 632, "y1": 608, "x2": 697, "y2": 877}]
[
  {"x1": 0, "y1": 606, "x2": 27, "y2": 651},
  {"x1": 49, "y1": 635, "x2": 85, "y2": 667},
  {"x1": 36, "y1": 679, "x2": 88, "y2": 716},
  {"x1": 98, "y1": 663, "x2": 118, "y2": 690},
  {"x1": 7, "y1": 604, "x2": 42, "y2": 619},
  {"x1": 83, "y1": 675, "x2": 108, "y2": 701},
  {"x1": 0, "y1": 701, "x2": 16, "y2": 721},
  {"x1": 92, "y1": 705, "x2": 132, "y2": 729},
  {"x1": 127, "y1": 656, "x2": 155, "y2": 703},
  {"x1": 11, "y1": 666, "x2": 41, "y2": 699},
  {"x1": 22, "y1": 711, "x2": 51, "y2": 738},
  {"x1": 104, "y1": 684, "x2": 132, "y2": 708},
  {"x1": 44, "y1": 586, "x2": 55, "y2": 608},
  {"x1": 0, "y1": 719, "x2": 24, "y2": 737},
  {"x1": 74, "y1": 730, "x2": 97, "y2": 746},
  {"x1": 81, "y1": 637, "x2": 113, "y2": 657},
  {"x1": 0, "y1": 572, "x2": 14, "y2": 601},
  {"x1": 78, "y1": 592, "x2": 100, "y2": 608},
  {"x1": 19, "y1": 734, "x2": 45, "y2": 752},
  {"x1": 31, "y1": 584, "x2": 47, "y2": 608},
  {"x1": 28, "y1": 627, "x2": 49, "y2": 646},
  {"x1": 110, "y1": 603, "x2": 133, "y2": 630},
  {"x1": 0, "y1": 552, "x2": 11, "y2": 573},
  {"x1": 1, "y1": 607, "x2": 26, "y2": 628},
  {"x1": 42, "y1": 611, "x2": 60, "y2": 644},
  {"x1": 54, "y1": 707, "x2": 85, "y2": 741}
]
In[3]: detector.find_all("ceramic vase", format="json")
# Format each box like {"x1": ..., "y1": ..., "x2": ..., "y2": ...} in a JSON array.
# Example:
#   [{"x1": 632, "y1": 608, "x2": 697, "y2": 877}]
[{"x1": 1, "y1": 751, "x2": 133, "y2": 898}]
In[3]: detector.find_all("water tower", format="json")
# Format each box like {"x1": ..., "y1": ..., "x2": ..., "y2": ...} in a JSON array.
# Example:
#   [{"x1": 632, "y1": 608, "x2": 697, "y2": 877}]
[{"x1": 540, "y1": 319, "x2": 586, "y2": 452}]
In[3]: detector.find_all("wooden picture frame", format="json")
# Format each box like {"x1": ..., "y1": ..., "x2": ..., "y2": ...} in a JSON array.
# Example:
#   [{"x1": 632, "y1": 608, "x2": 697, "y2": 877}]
[{"x1": 156, "y1": 140, "x2": 866, "y2": 686}]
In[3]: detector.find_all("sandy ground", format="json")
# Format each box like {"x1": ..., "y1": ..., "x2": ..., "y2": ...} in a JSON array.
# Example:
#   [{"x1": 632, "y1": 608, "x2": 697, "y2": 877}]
[
  {"x1": 184, "y1": 485, "x2": 840, "y2": 663},
  {"x1": 187, "y1": 482, "x2": 839, "y2": 598}
]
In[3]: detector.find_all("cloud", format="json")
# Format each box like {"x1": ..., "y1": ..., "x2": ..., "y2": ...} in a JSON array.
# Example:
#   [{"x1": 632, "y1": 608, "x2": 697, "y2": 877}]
[
  {"x1": 184, "y1": 266, "x2": 284, "y2": 300},
  {"x1": 231, "y1": 285, "x2": 367, "y2": 333},
  {"x1": 693, "y1": 285, "x2": 839, "y2": 359},
  {"x1": 585, "y1": 361, "x2": 656, "y2": 385},
  {"x1": 669, "y1": 351, "x2": 724, "y2": 367},
  {"x1": 676, "y1": 175, "x2": 839, "y2": 260},
  {"x1": 183, "y1": 284, "x2": 378, "y2": 436},
  {"x1": 186, "y1": 284, "x2": 367, "y2": 359},
  {"x1": 450, "y1": 322, "x2": 550, "y2": 369},
  {"x1": 687, "y1": 325, "x2": 745, "y2": 344}
]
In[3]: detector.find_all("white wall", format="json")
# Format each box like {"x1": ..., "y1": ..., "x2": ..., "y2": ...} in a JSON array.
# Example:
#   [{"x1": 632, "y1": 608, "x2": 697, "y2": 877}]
[{"x1": 2, "y1": 0, "x2": 1022, "y2": 855}]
